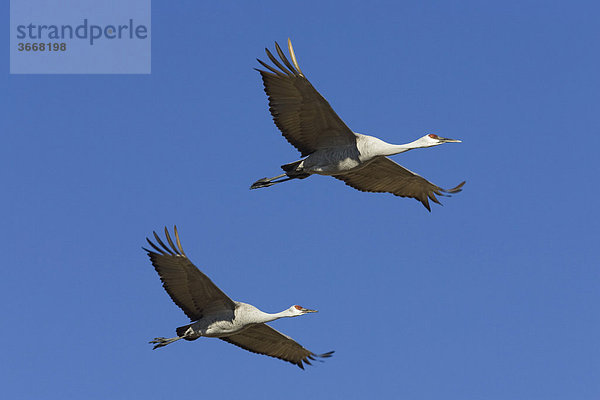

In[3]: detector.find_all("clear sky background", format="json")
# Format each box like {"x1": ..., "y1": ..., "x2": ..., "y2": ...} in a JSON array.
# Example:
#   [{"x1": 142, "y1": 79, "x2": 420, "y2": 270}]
[{"x1": 2, "y1": 1, "x2": 599, "y2": 399}]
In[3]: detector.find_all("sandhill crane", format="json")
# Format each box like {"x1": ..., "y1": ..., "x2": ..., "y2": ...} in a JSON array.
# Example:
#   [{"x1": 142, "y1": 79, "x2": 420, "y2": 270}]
[
  {"x1": 251, "y1": 39, "x2": 465, "y2": 211},
  {"x1": 144, "y1": 226, "x2": 333, "y2": 369}
]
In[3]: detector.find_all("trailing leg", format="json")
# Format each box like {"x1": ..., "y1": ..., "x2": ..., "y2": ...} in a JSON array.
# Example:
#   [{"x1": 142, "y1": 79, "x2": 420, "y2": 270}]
[
  {"x1": 250, "y1": 174, "x2": 293, "y2": 189},
  {"x1": 250, "y1": 159, "x2": 311, "y2": 189},
  {"x1": 250, "y1": 172, "x2": 311, "y2": 189},
  {"x1": 149, "y1": 336, "x2": 182, "y2": 349}
]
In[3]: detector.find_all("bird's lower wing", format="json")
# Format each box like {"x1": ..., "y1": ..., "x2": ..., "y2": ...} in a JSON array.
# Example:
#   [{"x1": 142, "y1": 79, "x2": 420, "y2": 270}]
[
  {"x1": 333, "y1": 157, "x2": 465, "y2": 211},
  {"x1": 220, "y1": 323, "x2": 333, "y2": 369}
]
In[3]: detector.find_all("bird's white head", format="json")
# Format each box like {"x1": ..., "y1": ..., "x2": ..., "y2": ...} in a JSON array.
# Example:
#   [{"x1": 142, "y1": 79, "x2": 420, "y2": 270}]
[
  {"x1": 289, "y1": 305, "x2": 317, "y2": 316},
  {"x1": 418, "y1": 133, "x2": 462, "y2": 148}
]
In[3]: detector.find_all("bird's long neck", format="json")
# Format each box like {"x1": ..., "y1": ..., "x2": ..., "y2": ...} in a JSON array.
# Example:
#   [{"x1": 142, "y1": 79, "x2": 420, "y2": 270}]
[
  {"x1": 378, "y1": 138, "x2": 431, "y2": 156},
  {"x1": 253, "y1": 309, "x2": 293, "y2": 324},
  {"x1": 362, "y1": 135, "x2": 428, "y2": 157}
]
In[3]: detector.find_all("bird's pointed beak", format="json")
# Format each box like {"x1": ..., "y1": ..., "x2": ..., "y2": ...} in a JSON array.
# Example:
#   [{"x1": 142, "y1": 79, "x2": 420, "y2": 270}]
[
  {"x1": 303, "y1": 308, "x2": 318, "y2": 313},
  {"x1": 440, "y1": 137, "x2": 462, "y2": 143}
]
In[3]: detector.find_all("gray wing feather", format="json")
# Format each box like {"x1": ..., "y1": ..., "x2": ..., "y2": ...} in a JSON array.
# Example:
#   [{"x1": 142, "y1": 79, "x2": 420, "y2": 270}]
[
  {"x1": 334, "y1": 157, "x2": 465, "y2": 211},
  {"x1": 256, "y1": 40, "x2": 356, "y2": 157},
  {"x1": 144, "y1": 226, "x2": 236, "y2": 321},
  {"x1": 220, "y1": 323, "x2": 334, "y2": 369}
]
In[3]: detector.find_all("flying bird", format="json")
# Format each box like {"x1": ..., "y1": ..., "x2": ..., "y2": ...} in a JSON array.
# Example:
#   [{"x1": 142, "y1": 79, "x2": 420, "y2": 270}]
[
  {"x1": 144, "y1": 226, "x2": 333, "y2": 369},
  {"x1": 251, "y1": 39, "x2": 465, "y2": 211}
]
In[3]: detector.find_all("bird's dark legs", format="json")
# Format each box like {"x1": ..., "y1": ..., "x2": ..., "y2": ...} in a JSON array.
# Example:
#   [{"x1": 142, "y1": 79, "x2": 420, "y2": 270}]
[
  {"x1": 149, "y1": 336, "x2": 182, "y2": 349},
  {"x1": 250, "y1": 174, "x2": 294, "y2": 189}
]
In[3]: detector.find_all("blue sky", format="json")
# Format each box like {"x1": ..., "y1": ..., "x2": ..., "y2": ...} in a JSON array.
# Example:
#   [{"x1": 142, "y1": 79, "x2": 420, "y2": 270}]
[{"x1": 2, "y1": 1, "x2": 599, "y2": 399}]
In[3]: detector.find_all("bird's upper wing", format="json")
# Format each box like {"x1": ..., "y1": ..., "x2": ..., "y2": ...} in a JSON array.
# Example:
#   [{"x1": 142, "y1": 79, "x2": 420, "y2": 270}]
[
  {"x1": 256, "y1": 39, "x2": 356, "y2": 157},
  {"x1": 143, "y1": 226, "x2": 236, "y2": 321},
  {"x1": 220, "y1": 323, "x2": 334, "y2": 369},
  {"x1": 334, "y1": 157, "x2": 466, "y2": 211}
]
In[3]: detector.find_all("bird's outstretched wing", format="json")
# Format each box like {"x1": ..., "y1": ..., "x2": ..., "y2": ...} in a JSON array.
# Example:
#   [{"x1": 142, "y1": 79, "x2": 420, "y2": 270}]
[
  {"x1": 256, "y1": 39, "x2": 356, "y2": 157},
  {"x1": 143, "y1": 226, "x2": 236, "y2": 321},
  {"x1": 220, "y1": 323, "x2": 334, "y2": 369},
  {"x1": 334, "y1": 157, "x2": 465, "y2": 211}
]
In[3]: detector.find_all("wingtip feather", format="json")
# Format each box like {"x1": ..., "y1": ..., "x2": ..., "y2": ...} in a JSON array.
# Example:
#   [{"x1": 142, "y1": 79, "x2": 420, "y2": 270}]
[
  {"x1": 265, "y1": 46, "x2": 294, "y2": 77},
  {"x1": 164, "y1": 226, "x2": 179, "y2": 255},
  {"x1": 174, "y1": 225, "x2": 186, "y2": 256},
  {"x1": 287, "y1": 37, "x2": 303, "y2": 76}
]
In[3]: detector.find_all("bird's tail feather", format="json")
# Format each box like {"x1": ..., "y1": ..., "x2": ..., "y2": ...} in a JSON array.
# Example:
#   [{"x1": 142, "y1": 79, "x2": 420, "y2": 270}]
[
  {"x1": 281, "y1": 160, "x2": 302, "y2": 172},
  {"x1": 176, "y1": 323, "x2": 193, "y2": 338},
  {"x1": 280, "y1": 161, "x2": 310, "y2": 179}
]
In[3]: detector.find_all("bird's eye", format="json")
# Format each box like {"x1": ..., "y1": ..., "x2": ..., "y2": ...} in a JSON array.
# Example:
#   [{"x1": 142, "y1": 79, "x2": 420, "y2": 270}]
[
  {"x1": 428, "y1": 134, "x2": 439, "y2": 139},
  {"x1": 294, "y1": 305, "x2": 303, "y2": 310}
]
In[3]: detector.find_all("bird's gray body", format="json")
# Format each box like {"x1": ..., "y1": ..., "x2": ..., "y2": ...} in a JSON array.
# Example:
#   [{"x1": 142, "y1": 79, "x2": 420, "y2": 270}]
[
  {"x1": 296, "y1": 142, "x2": 362, "y2": 175},
  {"x1": 180, "y1": 302, "x2": 269, "y2": 339},
  {"x1": 292, "y1": 133, "x2": 400, "y2": 175}
]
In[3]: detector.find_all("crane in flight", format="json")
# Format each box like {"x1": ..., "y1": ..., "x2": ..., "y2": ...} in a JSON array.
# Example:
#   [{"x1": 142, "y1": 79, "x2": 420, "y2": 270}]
[
  {"x1": 144, "y1": 226, "x2": 333, "y2": 369},
  {"x1": 251, "y1": 39, "x2": 465, "y2": 211}
]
